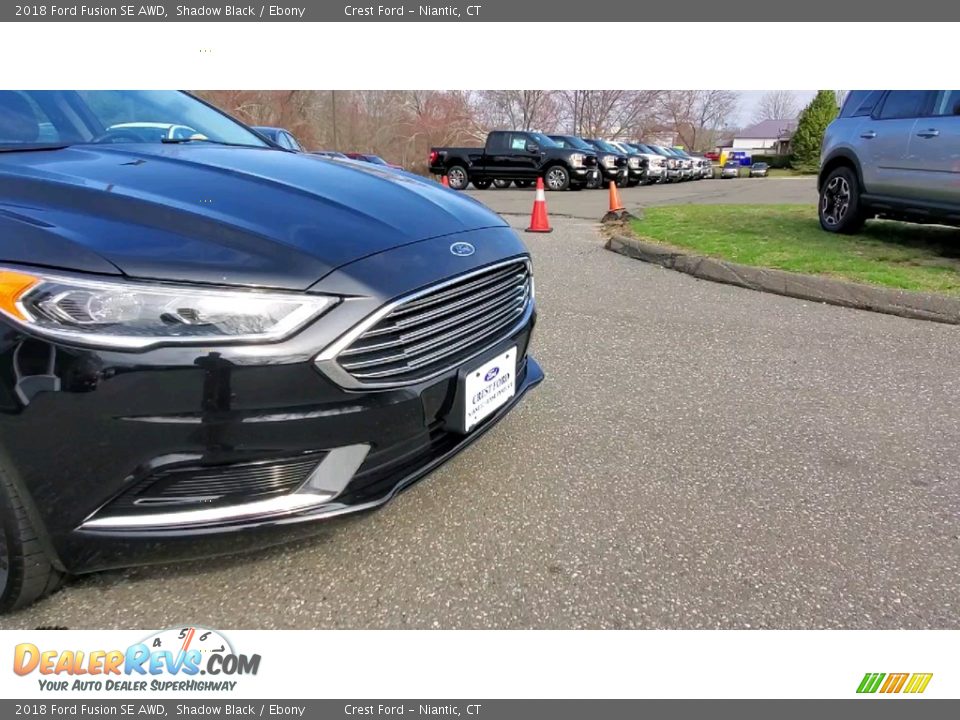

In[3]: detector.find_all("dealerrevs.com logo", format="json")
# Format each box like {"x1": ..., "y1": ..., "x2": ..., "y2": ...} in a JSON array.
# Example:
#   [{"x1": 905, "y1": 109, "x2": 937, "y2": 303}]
[{"x1": 14, "y1": 627, "x2": 261, "y2": 692}]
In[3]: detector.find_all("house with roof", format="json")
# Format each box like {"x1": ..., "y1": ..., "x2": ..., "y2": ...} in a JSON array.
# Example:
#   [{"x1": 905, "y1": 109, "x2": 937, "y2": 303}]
[{"x1": 732, "y1": 118, "x2": 798, "y2": 156}]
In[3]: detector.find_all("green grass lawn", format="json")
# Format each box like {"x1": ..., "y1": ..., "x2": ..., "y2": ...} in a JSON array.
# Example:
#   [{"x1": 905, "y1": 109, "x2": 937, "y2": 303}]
[{"x1": 630, "y1": 205, "x2": 960, "y2": 296}]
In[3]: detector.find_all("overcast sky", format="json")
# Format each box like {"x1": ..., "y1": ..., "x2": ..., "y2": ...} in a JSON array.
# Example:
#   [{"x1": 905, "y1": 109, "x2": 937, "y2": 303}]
[{"x1": 735, "y1": 90, "x2": 817, "y2": 126}]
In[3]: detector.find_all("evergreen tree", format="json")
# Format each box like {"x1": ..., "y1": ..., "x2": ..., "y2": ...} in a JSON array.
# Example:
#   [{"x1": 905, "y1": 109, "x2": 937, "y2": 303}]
[{"x1": 791, "y1": 90, "x2": 839, "y2": 172}]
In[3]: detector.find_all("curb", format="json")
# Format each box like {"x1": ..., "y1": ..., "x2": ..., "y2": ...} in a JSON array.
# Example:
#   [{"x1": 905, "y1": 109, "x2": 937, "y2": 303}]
[{"x1": 605, "y1": 234, "x2": 960, "y2": 326}]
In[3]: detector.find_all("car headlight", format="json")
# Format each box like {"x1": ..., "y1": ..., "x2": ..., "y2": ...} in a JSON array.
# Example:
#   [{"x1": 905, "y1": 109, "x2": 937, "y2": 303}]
[
  {"x1": 602, "y1": 155, "x2": 615, "y2": 168},
  {"x1": 0, "y1": 268, "x2": 336, "y2": 350},
  {"x1": 628, "y1": 158, "x2": 640, "y2": 168},
  {"x1": 569, "y1": 153, "x2": 585, "y2": 167}
]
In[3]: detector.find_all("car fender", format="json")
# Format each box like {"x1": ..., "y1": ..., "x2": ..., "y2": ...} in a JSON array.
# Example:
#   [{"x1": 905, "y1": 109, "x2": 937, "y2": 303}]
[{"x1": 819, "y1": 147, "x2": 865, "y2": 192}]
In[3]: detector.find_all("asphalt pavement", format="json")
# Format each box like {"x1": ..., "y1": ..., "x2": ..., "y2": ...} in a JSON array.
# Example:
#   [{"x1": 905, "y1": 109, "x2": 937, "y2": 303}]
[
  {"x1": 2, "y1": 200, "x2": 958, "y2": 630},
  {"x1": 466, "y1": 175, "x2": 817, "y2": 218}
]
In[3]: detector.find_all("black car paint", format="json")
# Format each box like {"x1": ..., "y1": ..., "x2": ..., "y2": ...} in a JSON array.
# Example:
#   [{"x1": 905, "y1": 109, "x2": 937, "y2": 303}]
[
  {"x1": 0, "y1": 145, "x2": 505, "y2": 289},
  {"x1": 429, "y1": 130, "x2": 595, "y2": 189},
  {"x1": 0, "y1": 113, "x2": 542, "y2": 576},
  {"x1": 582, "y1": 139, "x2": 629, "y2": 185}
]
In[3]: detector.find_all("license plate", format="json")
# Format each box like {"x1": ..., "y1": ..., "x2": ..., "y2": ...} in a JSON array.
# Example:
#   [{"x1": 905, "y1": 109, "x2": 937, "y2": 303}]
[{"x1": 463, "y1": 347, "x2": 517, "y2": 432}]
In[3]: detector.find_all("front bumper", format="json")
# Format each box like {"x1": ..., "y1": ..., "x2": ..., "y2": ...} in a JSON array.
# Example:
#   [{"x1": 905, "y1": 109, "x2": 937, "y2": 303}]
[
  {"x1": 572, "y1": 166, "x2": 600, "y2": 185},
  {"x1": 644, "y1": 166, "x2": 665, "y2": 181},
  {"x1": 600, "y1": 166, "x2": 627, "y2": 183},
  {"x1": 0, "y1": 229, "x2": 542, "y2": 574}
]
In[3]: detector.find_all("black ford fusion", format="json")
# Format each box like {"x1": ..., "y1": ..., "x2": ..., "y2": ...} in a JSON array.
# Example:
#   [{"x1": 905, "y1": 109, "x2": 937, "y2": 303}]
[{"x1": 0, "y1": 90, "x2": 542, "y2": 611}]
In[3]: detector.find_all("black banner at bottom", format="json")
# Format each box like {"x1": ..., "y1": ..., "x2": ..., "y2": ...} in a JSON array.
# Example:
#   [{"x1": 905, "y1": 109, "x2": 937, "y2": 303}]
[{"x1": 2, "y1": 700, "x2": 958, "y2": 719}]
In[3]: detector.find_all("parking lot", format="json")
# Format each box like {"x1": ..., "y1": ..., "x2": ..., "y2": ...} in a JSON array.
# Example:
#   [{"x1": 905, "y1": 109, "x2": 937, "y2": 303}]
[
  {"x1": 3, "y1": 186, "x2": 958, "y2": 630},
  {"x1": 466, "y1": 176, "x2": 817, "y2": 218}
]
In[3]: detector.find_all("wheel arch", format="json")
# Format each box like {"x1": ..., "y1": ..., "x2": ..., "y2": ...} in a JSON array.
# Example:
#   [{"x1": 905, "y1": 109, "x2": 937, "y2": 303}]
[
  {"x1": 541, "y1": 160, "x2": 571, "y2": 176},
  {"x1": 818, "y1": 150, "x2": 863, "y2": 193}
]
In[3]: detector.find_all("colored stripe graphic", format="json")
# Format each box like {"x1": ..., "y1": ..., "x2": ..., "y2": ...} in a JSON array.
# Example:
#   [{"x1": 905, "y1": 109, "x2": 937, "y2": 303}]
[
  {"x1": 857, "y1": 672, "x2": 933, "y2": 694},
  {"x1": 880, "y1": 673, "x2": 909, "y2": 693},
  {"x1": 903, "y1": 673, "x2": 933, "y2": 694},
  {"x1": 857, "y1": 673, "x2": 885, "y2": 693}
]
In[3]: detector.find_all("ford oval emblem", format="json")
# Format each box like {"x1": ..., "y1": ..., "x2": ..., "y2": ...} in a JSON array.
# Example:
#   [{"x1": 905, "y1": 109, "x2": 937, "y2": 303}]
[
  {"x1": 484, "y1": 366, "x2": 500, "y2": 382},
  {"x1": 450, "y1": 242, "x2": 475, "y2": 257}
]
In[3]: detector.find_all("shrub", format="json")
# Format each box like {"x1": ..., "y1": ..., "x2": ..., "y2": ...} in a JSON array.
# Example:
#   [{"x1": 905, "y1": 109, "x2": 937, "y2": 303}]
[{"x1": 792, "y1": 91, "x2": 839, "y2": 173}]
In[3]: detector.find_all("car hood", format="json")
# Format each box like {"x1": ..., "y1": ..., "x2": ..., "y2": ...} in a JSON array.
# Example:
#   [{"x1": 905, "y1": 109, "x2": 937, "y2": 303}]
[{"x1": 0, "y1": 145, "x2": 507, "y2": 290}]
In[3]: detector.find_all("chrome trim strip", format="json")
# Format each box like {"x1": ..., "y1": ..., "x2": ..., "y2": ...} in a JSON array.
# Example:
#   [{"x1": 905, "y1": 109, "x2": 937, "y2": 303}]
[
  {"x1": 340, "y1": 282, "x2": 528, "y2": 356},
  {"x1": 341, "y1": 293, "x2": 526, "y2": 370},
  {"x1": 314, "y1": 258, "x2": 532, "y2": 390},
  {"x1": 388, "y1": 268, "x2": 524, "y2": 320},
  {"x1": 353, "y1": 272, "x2": 526, "y2": 341},
  {"x1": 346, "y1": 304, "x2": 527, "y2": 379},
  {"x1": 81, "y1": 444, "x2": 370, "y2": 531}
]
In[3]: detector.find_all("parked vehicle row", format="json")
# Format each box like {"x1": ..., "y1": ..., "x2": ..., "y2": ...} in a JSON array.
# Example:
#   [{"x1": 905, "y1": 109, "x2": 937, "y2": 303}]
[
  {"x1": 429, "y1": 130, "x2": 716, "y2": 191},
  {"x1": 428, "y1": 130, "x2": 600, "y2": 191}
]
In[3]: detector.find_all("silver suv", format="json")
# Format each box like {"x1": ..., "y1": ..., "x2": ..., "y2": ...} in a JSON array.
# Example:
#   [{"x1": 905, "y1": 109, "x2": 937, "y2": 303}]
[{"x1": 819, "y1": 90, "x2": 960, "y2": 233}]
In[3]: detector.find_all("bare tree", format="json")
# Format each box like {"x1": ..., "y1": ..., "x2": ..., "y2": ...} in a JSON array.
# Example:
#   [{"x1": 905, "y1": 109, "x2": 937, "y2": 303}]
[
  {"x1": 558, "y1": 90, "x2": 664, "y2": 138},
  {"x1": 657, "y1": 90, "x2": 739, "y2": 151},
  {"x1": 474, "y1": 91, "x2": 560, "y2": 131},
  {"x1": 194, "y1": 89, "x2": 734, "y2": 173},
  {"x1": 753, "y1": 90, "x2": 800, "y2": 122}
]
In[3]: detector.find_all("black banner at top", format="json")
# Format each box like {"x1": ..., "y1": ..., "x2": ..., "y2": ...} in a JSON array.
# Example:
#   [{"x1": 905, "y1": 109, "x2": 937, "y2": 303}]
[{"x1": 1, "y1": 0, "x2": 955, "y2": 21}]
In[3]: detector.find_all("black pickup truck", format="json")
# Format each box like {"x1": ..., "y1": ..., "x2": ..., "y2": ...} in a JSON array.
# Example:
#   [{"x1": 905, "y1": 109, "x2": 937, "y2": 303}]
[{"x1": 429, "y1": 130, "x2": 599, "y2": 191}]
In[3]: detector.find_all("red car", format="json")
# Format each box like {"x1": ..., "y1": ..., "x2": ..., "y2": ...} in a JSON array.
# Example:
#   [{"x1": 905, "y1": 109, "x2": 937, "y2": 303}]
[{"x1": 344, "y1": 152, "x2": 403, "y2": 170}]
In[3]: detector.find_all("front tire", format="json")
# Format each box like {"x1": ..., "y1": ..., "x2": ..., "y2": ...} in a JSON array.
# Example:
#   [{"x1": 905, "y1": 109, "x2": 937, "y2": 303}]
[
  {"x1": 819, "y1": 166, "x2": 865, "y2": 234},
  {"x1": 446, "y1": 165, "x2": 470, "y2": 191},
  {"x1": 493, "y1": 179, "x2": 512, "y2": 189},
  {"x1": 514, "y1": 180, "x2": 533, "y2": 189},
  {"x1": 0, "y1": 463, "x2": 64, "y2": 613},
  {"x1": 472, "y1": 179, "x2": 492, "y2": 190},
  {"x1": 544, "y1": 166, "x2": 570, "y2": 191}
]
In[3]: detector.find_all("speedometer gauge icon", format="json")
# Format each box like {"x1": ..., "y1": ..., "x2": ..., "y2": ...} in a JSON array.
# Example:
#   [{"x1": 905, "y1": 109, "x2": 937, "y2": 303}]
[{"x1": 140, "y1": 626, "x2": 235, "y2": 658}]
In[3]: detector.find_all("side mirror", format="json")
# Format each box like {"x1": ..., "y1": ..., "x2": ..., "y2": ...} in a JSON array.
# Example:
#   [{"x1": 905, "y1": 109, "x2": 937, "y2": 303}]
[{"x1": 526, "y1": 142, "x2": 539, "y2": 154}]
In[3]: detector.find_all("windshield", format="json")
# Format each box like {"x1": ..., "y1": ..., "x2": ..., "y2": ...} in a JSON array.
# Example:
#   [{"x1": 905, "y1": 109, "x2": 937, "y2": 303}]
[
  {"x1": 551, "y1": 135, "x2": 592, "y2": 151},
  {"x1": 592, "y1": 140, "x2": 621, "y2": 154},
  {"x1": 527, "y1": 132, "x2": 559, "y2": 149},
  {"x1": 0, "y1": 90, "x2": 270, "y2": 150}
]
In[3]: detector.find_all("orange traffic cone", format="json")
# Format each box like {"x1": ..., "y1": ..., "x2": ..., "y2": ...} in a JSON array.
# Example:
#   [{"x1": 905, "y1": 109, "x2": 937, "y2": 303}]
[
  {"x1": 441, "y1": 175, "x2": 449, "y2": 188},
  {"x1": 602, "y1": 180, "x2": 630, "y2": 223},
  {"x1": 525, "y1": 177, "x2": 553, "y2": 233}
]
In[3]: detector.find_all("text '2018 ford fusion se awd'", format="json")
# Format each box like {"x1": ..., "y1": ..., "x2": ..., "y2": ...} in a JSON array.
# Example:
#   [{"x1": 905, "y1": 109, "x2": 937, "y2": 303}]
[{"x1": 0, "y1": 90, "x2": 542, "y2": 611}]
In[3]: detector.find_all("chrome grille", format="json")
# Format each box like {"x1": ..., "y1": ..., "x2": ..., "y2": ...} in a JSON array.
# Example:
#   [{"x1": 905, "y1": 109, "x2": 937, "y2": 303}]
[{"x1": 336, "y1": 260, "x2": 532, "y2": 385}]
